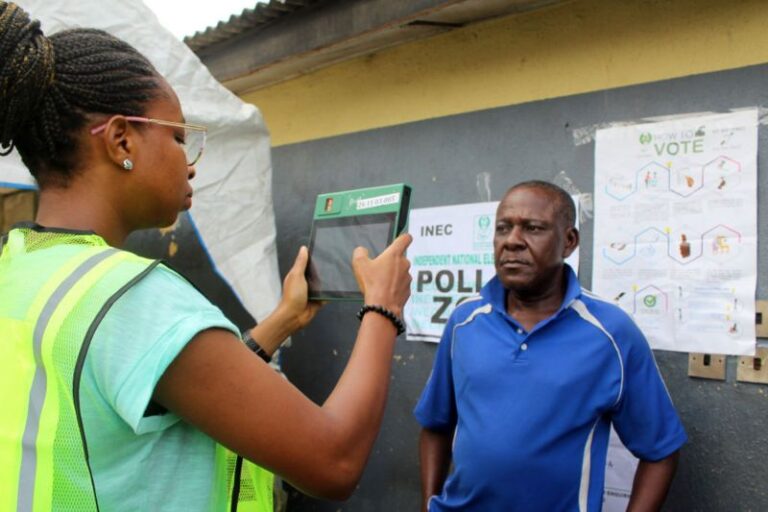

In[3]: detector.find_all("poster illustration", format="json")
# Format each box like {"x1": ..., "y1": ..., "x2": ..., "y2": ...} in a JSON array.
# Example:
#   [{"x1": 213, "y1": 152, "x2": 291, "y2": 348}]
[{"x1": 593, "y1": 110, "x2": 757, "y2": 355}]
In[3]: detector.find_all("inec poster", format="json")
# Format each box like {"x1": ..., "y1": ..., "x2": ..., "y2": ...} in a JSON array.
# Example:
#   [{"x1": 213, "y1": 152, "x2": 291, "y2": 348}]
[
  {"x1": 405, "y1": 200, "x2": 579, "y2": 342},
  {"x1": 593, "y1": 110, "x2": 757, "y2": 355}
]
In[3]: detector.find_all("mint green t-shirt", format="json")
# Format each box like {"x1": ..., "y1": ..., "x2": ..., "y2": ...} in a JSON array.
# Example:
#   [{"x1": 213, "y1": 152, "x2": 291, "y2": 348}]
[{"x1": 79, "y1": 264, "x2": 239, "y2": 511}]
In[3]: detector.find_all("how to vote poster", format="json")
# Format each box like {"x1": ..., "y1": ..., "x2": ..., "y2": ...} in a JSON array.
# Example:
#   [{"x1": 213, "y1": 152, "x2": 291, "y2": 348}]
[{"x1": 593, "y1": 110, "x2": 758, "y2": 355}]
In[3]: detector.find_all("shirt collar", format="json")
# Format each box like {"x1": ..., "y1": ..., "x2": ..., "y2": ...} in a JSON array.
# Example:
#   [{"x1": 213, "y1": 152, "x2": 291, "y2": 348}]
[
  {"x1": 481, "y1": 263, "x2": 582, "y2": 316},
  {"x1": 10, "y1": 221, "x2": 99, "y2": 237},
  {"x1": 2, "y1": 222, "x2": 108, "y2": 256}
]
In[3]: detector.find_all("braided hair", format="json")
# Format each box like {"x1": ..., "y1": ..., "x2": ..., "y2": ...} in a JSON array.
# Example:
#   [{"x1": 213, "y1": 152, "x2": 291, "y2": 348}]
[{"x1": 0, "y1": 1, "x2": 162, "y2": 186}]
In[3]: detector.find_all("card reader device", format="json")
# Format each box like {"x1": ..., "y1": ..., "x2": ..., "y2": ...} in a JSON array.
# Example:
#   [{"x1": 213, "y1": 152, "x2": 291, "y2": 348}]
[{"x1": 306, "y1": 183, "x2": 411, "y2": 301}]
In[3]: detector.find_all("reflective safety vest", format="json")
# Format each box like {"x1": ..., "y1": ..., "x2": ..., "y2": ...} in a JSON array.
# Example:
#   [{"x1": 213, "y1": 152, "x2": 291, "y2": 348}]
[{"x1": 0, "y1": 227, "x2": 273, "y2": 511}]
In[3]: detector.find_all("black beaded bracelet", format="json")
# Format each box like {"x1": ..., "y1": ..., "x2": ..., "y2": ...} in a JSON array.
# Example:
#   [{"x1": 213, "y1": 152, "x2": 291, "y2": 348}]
[
  {"x1": 242, "y1": 330, "x2": 272, "y2": 363},
  {"x1": 356, "y1": 304, "x2": 406, "y2": 336}
]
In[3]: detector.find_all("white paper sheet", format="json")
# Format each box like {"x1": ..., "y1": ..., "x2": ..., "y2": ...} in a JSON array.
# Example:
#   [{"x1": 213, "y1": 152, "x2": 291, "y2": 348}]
[
  {"x1": 603, "y1": 428, "x2": 639, "y2": 512},
  {"x1": 593, "y1": 110, "x2": 757, "y2": 355}
]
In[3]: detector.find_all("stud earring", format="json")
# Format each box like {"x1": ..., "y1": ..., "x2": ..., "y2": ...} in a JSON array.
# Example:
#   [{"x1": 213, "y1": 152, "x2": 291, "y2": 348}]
[{"x1": 122, "y1": 159, "x2": 134, "y2": 170}]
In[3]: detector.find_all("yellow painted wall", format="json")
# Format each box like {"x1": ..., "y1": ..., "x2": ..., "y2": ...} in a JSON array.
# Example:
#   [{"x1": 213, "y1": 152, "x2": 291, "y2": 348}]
[{"x1": 241, "y1": 0, "x2": 768, "y2": 147}]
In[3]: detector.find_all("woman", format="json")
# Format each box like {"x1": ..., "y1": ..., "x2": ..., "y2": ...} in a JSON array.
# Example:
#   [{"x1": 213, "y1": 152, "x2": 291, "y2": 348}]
[{"x1": 0, "y1": 2, "x2": 412, "y2": 510}]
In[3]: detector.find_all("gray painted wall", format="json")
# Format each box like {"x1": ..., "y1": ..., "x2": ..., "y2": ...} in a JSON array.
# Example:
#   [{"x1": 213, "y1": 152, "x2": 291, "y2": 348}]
[{"x1": 271, "y1": 63, "x2": 768, "y2": 511}]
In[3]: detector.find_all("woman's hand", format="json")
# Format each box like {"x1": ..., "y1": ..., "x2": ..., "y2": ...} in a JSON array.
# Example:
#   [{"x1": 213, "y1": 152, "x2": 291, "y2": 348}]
[
  {"x1": 157, "y1": 235, "x2": 413, "y2": 501},
  {"x1": 241, "y1": 247, "x2": 320, "y2": 357},
  {"x1": 352, "y1": 234, "x2": 413, "y2": 317},
  {"x1": 276, "y1": 246, "x2": 323, "y2": 331}
]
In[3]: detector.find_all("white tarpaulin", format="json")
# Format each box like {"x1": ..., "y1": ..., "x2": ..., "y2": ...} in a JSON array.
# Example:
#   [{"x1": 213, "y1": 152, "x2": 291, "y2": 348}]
[{"x1": 0, "y1": 0, "x2": 281, "y2": 322}]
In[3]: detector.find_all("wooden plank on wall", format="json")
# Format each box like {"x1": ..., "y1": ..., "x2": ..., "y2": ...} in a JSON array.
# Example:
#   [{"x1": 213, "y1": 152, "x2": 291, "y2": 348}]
[{"x1": 1, "y1": 191, "x2": 36, "y2": 233}]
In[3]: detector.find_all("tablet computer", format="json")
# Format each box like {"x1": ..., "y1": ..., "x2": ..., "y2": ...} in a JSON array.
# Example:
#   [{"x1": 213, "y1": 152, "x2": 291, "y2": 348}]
[{"x1": 306, "y1": 183, "x2": 411, "y2": 301}]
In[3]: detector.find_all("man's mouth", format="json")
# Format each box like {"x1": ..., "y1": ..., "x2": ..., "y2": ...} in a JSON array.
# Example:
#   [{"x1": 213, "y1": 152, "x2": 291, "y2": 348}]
[{"x1": 500, "y1": 259, "x2": 529, "y2": 268}]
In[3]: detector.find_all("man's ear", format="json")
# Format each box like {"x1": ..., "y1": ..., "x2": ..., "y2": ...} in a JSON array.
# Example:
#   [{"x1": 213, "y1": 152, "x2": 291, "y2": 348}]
[
  {"x1": 99, "y1": 117, "x2": 134, "y2": 169},
  {"x1": 562, "y1": 226, "x2": 579, "y2": 259}
]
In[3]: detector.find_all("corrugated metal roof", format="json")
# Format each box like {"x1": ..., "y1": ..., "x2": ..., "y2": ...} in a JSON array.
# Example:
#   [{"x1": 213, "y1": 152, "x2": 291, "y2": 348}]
[
  {"x1": 192, "y1": 0, "x2": 568, "y2": 91},
  {"x1": 184, "y1": 0, "x2": 322, "y2": 52}
]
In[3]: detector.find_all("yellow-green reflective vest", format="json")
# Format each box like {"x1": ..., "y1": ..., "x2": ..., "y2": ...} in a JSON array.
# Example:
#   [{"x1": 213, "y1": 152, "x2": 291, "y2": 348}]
[{"x1": 0, "y1": 227, "x2": 273, "y2": 511}]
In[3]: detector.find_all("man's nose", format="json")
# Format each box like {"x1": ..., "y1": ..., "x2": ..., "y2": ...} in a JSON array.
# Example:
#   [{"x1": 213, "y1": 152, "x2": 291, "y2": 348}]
[
  {"x1": 187, "y1": 164, "x2": 196, "y2": 180},
  {"x1": 503, "y1": 226, "x2": 526, "y2": 247}
]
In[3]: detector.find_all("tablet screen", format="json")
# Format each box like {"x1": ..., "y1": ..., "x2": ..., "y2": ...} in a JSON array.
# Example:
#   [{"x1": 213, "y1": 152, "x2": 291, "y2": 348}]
[{"x1": 307, "y1": 212, "x2": 396, "y2": 299}]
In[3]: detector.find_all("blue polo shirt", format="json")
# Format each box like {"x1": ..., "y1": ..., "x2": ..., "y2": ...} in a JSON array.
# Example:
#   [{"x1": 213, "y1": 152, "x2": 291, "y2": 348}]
[{"x1": 414, "y1": 266, "x2": 686, "y2": 511}]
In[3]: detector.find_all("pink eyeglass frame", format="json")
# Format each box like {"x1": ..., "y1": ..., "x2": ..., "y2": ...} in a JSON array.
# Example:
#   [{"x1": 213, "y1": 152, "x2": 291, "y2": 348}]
[{"x1": 90, "y1": 116, "x2": 208, "y2": 166}]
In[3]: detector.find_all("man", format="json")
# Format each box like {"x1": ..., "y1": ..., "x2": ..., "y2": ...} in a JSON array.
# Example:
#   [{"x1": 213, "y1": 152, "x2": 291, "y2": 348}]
[{"x1": 414, "y1": 181, "x2": 686, "y2": 511}]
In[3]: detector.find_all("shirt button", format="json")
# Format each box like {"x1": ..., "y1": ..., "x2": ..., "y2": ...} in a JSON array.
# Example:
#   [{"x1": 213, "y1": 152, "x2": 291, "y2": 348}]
[
  {"x1": 521, "y1": 343, "x2": 528, "y2": 351},
  {"x1": 516, "y1": 328, "x2": 523, "y2": 334}
]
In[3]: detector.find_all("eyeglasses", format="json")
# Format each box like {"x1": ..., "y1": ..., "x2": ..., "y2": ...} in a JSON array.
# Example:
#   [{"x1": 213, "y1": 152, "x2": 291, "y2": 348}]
[{"x1": 90, "y1": 116, "x2": 208, "y2": 166}]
